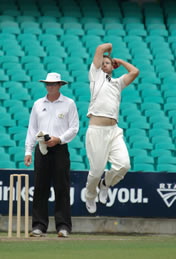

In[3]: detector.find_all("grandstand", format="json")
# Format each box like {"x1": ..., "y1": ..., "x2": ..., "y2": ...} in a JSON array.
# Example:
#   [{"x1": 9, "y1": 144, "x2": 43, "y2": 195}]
[{"x1": 0, "y1": 0, "x2": 176, "y2": 172}]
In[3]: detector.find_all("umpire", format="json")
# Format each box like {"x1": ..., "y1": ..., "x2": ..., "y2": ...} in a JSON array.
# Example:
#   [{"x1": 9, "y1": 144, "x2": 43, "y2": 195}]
[{"x1": 24, "y1": 72, "x2": 79, "y2": 238}]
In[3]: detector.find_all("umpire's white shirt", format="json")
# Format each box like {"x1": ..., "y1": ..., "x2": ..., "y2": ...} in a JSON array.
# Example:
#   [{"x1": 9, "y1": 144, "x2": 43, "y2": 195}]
[
  {"x1": 87, "y1": 63, "x2": 127, "y2": 122},
  {"x1": 25, "y1": 94, "x2": 79, "y2": 155}
]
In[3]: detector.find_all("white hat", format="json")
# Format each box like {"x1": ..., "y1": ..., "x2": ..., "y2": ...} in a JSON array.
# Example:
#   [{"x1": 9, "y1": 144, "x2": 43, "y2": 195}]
[{"x1": 39, "y1": 72, "x2": 68, "y2": 86}]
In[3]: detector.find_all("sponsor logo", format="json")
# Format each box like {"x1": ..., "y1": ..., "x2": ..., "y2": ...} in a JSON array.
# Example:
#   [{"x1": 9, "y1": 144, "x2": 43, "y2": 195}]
[
  {"x1": 81, "y1": 187, "x2": 149, "y2": 206},
  {"x1": 157, "y1": 183, "x2": 176, "y2": 207}
]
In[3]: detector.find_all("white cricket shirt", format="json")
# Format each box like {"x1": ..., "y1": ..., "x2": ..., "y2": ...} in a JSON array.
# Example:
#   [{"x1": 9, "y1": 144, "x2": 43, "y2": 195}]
[
  {"x1": 25, "y1": 94, "x2": 79, "y2": 155},
  {"x1": 87, "y1": 63, "x2": 127, "y2": 122}
]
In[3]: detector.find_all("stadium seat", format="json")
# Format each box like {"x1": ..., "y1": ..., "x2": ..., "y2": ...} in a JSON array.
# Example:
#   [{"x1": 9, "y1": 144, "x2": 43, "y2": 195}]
[
  {"x1": 151, "y1": 149, "x2": 172, "y2": 158},
  {"x1": 71, "y1": 162, "x2": 86, "y2": 170},
  {"x1": 133, "y1": 163, "x2": 155, "y2": 172},
  {"x1": 0, "y1": 161, "x2": 16, "y2": 169},
  {"x1": 156, "y1": 164, "x2": 176, "y2": 173},
  {"x1": 0, "y1": 0, "x2": 175, "y2": 172}
]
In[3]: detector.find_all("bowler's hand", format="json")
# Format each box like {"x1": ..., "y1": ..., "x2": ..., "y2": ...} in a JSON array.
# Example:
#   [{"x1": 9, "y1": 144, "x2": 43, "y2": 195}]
[
  {"x1": 112, "y1": 58, "x2": 121, "y2": 69},
  {"x1": 45, "y1": 136, "x2": 61, "y2": 147},
  {"x1": 24, "y1": 155, "x2": 32, "y2": 167}
]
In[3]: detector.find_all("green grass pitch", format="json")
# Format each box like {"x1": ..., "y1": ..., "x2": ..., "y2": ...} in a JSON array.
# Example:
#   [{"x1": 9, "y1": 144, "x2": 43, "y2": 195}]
[{"x1": 0, "y1": 233, "x2": 176, "y2": 259}]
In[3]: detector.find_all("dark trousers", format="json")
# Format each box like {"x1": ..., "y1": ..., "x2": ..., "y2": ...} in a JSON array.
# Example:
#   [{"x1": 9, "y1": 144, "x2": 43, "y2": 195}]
[{"x1": 32, "y1": 144, "x2": 71, "y2": 233}]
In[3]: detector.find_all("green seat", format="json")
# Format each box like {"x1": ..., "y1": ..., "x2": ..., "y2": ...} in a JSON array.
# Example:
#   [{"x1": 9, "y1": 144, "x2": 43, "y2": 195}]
[
  {"x1": 17, "y1": 118, "x2": 29, "y2": 127},
  {"x1": 148, "y1": 28, "x2": 168, "y2": 37},
  {"x1": 63, "y1": 22, "x2": 82, "y2": 30},
  {"x1": 139, "y1": 72, "x2": 160, "y2": 84},
  {"x1": 146, "y1": 35, "x2": 165, "y2": 44},
  {"x1": 17, "y1": 33, "x2": 37, "y2": 43},
  {"x1": 43, "y1": 56, "x2": 63, "y2": 66},
  {"x1": 38, "y1": 33, "x2": 57, "y2": 43},
  {"x1": 70, "y1": 162, "x2": 86, "y2": 170},
  {"x1": 8, "y1": 106, "x2": 29, "y2": 116},
  {"x1": 0, "y1": 15, "x2": 15, "y2": 22},
  {"x1": 21, "y1": 55, "x2": 40, "y2": 64},
  {"x1": 149, "y1": 129, "x2": 169, "y2": 138},
  {"x1": 128, "y1": 148, "x2": 147, "y2": 157},
  {"x1": 13, "y1": 112, "x2": 30, "y2": 123},
  {"x1": 8, "y1": 127, "x2": 27, "y2": 135},
  {"x1": 81, "y1": 17, "x2": 100, "y2": 24},
  {"x1": 164, "y1": 103, "x2": 176, "y2": 113},
  {"x1": 24, "y1": 62, "x2": 44, "y2": 72},
  {"x1": 61, "y1": 88, "x2": 73, "y2": 98},
  {"x1": 72, "y1": 68, "x2": 88, "y2": 78},
  {"x1": 22, "y1": 27, "x2": 42, "y2": 35},
  {"x1": 25, "y1": 47, "x2": 46, "y2": 57},
  {"x1": 0, "y1": 126, "x2": 6, "y2": 133},
  {"x1": 28, "y1": 68, "x2": 47, "y2": 78},
  {"x1": 133, "y1": 155, "x2": 154, "y2": 164},
  {"x1": 149, "y1": 115, "x2": 169, "y2": 126},
  {"x1": 0, "y1": 151, "x2": 10, "y2": 161},
  {"x1": 133, "y1": 163, "x2": 155, "y2": 172},
  {"x1": 67, "y1": 46, "x2": 87, "y2": 57},
  {"x1": 155, "y1": 143, "x2": 175, "y2": 151},
  {"x1": 0, "y1": 160, "x2": 16, "y2": 169},
  {"x1": 16, "y1": 16, "x2": 36, "y2": 23},
  {"x1": 137, "y1": 83, "x2": 157, "y2": 92},
  {"x1": 0, "y1": 135, "x2": 15, "y2": 147},
  {"x1": 70, "y1": 153, "x2": 83, "y2": 163},
  {"x1": 3, "y1": 9, "x2": 21, "y2": 17},
  {"x1": 153, "y1": 121, "x2": 173, "y2": 130},
  {"x1": 158, "y1": 156, "x2": 176, "y2": 165},
  {"x1": 126, "y1": 128, "x2": 146, "y2": 138},
  {"x1": 154, "y1": 52, "x2": 174, "y2": 61},
  {"x1": 84, "y1": 22, "x2": 103, "y2": 31},
  {"x1": 82, "y1": 34, "x2": 101, "y2": 44},
  {"x1": 11, "y1": 92, "x2": 30, "y2": 101},
  {"x1": 68, "y1": 63, "x2": 87, "y2": 72},
  {"x1": 106, "y1": 28, "x2": 126, "y2": 36},
  {"x1": 156, "y1": 164, "x2": 176, "y2": 173},
  {"x1": 143, "y1": 96, "x2": 163, "y2": 104},
  {"x1": 13, "y1": 150, "x2": 25, "y2": 162},
  {"x1": 68, "y1": 136, "x2": 84, "y2": 149},
  {"x1": 0, "y1": 26, "x2": 20, "y2": 34},
  {"x1": 65, "y1": 28, "x2": 84, "y2": 36},
  {"x1": 74, "y1": 87, "x2": 90, "y2": 97},
  {"x1": 30, "y1": 87, "x2": 47, "y2": 98},
  {"x1": 151, "y1": 149, "x2": 172, "y2": 158},
  {"x1": 2, "y1": 62, "x2": 22, "y2": 70},
  {"x1": 128, "y1": 28, "x2": 147, "y2": 37},
  {"x1": 25, "y1": 100, "x2": 34, "y2": 110},
  {"x1": 3, "y1": 99, "x2": 23, "y2": 108},
  {"x1": 86, "y1": 28, "x2": 105, "y2": 36},
  {"x1": 0, "y1": 71, "x2": 9, "y2": 81},
  {"x1": 132, "y1": 141, "x2": 153, "y2": 150},
  {"x1": 6, "y1": 68, "x2": 26, "y2": 77},
  {"x1": 44, "y1": 27, "x2": 63, "y2": 36},
  {"x1": 18, "y1": 161, "x2": 34, "y2": 169},
  {"x1": 11, "y1": 72, "x2": 30, "y2": 82},
  {"x1": 0, "y1": 89, "x2": 9, "y2": 100},
  {"x1": 0, "y1": 118, "x2": 16, "y2": 127},
  {"x1": 74, "y1": 73, "x2": 89, "y2": 82},
  {"x1": 119, "y1": 121, "x2": 134, "y2": 130},
  {"x1": 140, "y1": 102, "x2": 161, "y2": 113},
  {"x1": 128, "y1": 135, "x2": 150, "y2": 146},
  {"x1": 126, "y1": 115, "x2": 147, "y2": 125},
  {"x1": 121, "y1": 93, "x2": 141, "y2": 104}
]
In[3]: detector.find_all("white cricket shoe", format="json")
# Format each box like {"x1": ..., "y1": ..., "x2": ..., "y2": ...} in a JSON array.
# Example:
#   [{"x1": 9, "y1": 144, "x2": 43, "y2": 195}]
[
  {"x1": 86, "y1": 198, "x2": 96, "y2": 213},
  {"x1": 99, "y1": 179, "x2": 109, "y2": 204},
  {"x1": 58, "y1": 229, "x2": 68, "y2": 238},
  {"x1": 30, "y1": 229, "x2": 46, "y2": 237}
]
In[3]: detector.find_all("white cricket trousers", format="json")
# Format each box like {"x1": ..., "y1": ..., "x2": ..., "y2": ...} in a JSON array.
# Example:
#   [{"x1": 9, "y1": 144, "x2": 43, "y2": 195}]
[{"x1": 85, "y1": 124, "x2": 130, "y2": 200}]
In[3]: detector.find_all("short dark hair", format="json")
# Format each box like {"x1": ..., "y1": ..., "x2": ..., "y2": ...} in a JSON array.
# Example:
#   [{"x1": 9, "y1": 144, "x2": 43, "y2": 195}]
[{"x1": 103, "y1": 55, "x2": 113, "y2": 65}]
